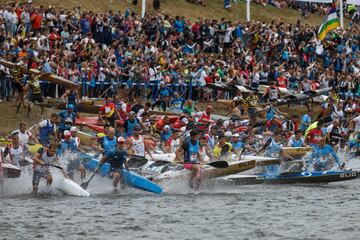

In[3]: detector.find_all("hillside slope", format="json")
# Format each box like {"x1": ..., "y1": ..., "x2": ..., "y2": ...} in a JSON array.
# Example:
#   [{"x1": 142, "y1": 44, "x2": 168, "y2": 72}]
[{"x1": 0, "y1": 0, "x2": 325, "y2": 26}]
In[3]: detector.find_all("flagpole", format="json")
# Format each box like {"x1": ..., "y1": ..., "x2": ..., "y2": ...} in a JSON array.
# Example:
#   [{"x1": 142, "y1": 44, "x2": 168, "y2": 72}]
[
  {"x1": 339, "y1": 0, "x2": 344, "y2": 28},
  {"x1": 142, "y1": 0, "x2": 146, "y2": 19},
  {"x1": 246, "y1": 0, "x2": 250, "y2": 22}
]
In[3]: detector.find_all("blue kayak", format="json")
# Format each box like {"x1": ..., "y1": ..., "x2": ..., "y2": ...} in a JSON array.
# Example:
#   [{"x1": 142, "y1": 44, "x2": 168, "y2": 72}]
[
  {"x1": 85, "y1": 159, "x2": 162, "y2": 194},
  {"x1": 226, "y1": 170, "x2": 359, "y2": 185}
]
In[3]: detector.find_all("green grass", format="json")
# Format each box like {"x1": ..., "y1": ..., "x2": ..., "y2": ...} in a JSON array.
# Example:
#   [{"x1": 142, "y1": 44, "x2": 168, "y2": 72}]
[{"x1": 0, "y1": 0, "x2": 326, "y2": 26}]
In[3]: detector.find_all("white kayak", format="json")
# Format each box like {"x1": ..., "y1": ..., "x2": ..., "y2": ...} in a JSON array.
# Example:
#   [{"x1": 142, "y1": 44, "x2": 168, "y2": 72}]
[{"x1": 54, "y1": 177, "x2": 90, "y2": 197}]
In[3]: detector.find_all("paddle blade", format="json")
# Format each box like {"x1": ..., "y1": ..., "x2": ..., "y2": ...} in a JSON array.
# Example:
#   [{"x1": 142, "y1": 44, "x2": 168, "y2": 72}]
[
  {"x1": 208, "y1": 161, "x2": 229, "y2": 168},
  {"x1": 259, "y1": 138, "x2": 272, "y2": 152},
  {"x1": 80, "y1": 182, "x2": 89, "y2": 190},
  {"x1": 221, "y1": 144, "x2": 230, "y2": 156}
]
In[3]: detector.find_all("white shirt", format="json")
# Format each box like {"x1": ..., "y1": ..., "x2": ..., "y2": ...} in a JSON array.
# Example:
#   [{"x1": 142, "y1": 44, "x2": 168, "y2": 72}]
[
  {"x1": 353, "y1": 116, "x2": 360, "y2": 131},
  {"x1": 11, "y1": 130, "x2": 32, "y2": 147}
]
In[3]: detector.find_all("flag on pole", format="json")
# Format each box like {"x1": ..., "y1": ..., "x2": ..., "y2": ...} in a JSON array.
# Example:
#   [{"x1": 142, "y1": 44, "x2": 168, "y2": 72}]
[{"x1": 318, "y1": 3, "x2": 340, "y2": 40}]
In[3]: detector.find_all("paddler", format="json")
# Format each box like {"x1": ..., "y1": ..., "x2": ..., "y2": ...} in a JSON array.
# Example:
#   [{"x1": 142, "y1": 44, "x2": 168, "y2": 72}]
[
  {"x1": 58, "y1": 104, "x2": 76, "y2": 134},
  {"x1": 245, "y1": 91, "x2": 261, "y2": 117},
  {"x1": 11, "y1": 121, "x2": 38, "y2": 148},
  {"x1": 287, "y1": 130, "x2": 305, "y2": 147},
  {"x1": 306, "y1": 138, "x2": 345, "y2": 171},
  {"x1": 99, "y1": 137, "x2": 129, "y2": 193},
  {"x1": 176, "y1": 129, "x2": 204, "y2": 189},
  {"x1": 4, "y1": 132, "x2": 25, "y2": 167},
  {"x1": 100, "y1": 127, "x2": 117, "y2": 154},
  {"x1": 32, "y1": 144, "x2": 58, "y2": 194},
  {"x1": 126, "y1": 125, "x2": 155, "y2": 160},
  {"x1": 70, "y1": 126, "x2": 80, "y2": 148},
  {"x1": 37, "y1": 113, "x2": 59, "y2": 147},
  {"x1": 263, "y1": 81, "x2": 282, "y2": 103},
  {"x1": 305, "y1": 124, "x2": 324, "y2": 147},
  {"x1": 213, "y1": 134, "x2": 240, "y2": 159},
  {"x1": 60, "y1": 130, "x2": 86, "y2": 181},
  {"x1": 98, "y1": 97, "x2": 120, "y2": 127}
]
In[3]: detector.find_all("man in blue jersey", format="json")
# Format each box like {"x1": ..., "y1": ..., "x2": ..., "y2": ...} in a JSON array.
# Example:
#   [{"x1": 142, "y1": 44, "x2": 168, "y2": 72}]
[
  {"x1": 100, "y1": 127, "x2": 117, "y2": 154},
  {"x1": 99, "y1": 137, "x2": 129, "y2": 193},
  {"x1": 306, "y1": 138, "x2": 345, "y2": 171}
]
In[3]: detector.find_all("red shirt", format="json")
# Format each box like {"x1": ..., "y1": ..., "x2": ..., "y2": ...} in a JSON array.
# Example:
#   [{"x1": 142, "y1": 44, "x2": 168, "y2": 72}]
[
  {"x1": 100, "y1": 103, "x2": 116, "y2": 118},
  {"x1": 31, "y1": 13, "x2": 42, "y2": 29},
  {"x1": 307, "y1": 129, "x2": 323, "y2": 145}
]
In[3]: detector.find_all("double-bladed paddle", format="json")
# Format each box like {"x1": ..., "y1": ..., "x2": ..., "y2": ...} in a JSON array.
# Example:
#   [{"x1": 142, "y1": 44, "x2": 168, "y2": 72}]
[
  {"x1": 81, "y1": 163, "x2": 104, "y2": 190},
  {"x1": 181, "y1": 144, "x2": 230, "y2": 168}
]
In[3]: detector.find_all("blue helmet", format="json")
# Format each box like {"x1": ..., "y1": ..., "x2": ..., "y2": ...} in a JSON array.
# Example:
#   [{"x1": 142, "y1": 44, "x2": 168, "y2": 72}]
[{"x1": 67, "y1": 104, "x2": 75, "y2": 110}]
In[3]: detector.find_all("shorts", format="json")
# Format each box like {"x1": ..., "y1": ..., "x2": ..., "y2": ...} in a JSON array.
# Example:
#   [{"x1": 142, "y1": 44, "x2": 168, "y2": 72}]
[
  {"x1": 184, "y1": 163, "x2": 199, "y2": 170},
  {"x1": 248, "y1": 108, "x2": 257, "y2": 116},
  {"x1": 66, "y1": 159, "x2": 84, "y2": 179},
  {"x1": 29, "y1": 94, "x2": 44, "y2": 103},
  {"x1": 32, "y1": 170, "x2": 51, "y2": 187},
  {"x1": 109, "y1": 168, "x2": 123, "y2": 177}
]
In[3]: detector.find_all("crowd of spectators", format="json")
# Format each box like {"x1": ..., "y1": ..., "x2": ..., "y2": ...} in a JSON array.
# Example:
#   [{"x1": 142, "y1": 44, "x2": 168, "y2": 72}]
[{"x1": 0, "y1": 0, "x2": 359, "y2": 104}]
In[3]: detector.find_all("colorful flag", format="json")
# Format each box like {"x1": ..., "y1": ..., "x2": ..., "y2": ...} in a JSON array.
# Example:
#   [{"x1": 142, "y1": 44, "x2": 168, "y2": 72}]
[{"x1": 318, "y1": 3, "x2": 340, "y2": 40}]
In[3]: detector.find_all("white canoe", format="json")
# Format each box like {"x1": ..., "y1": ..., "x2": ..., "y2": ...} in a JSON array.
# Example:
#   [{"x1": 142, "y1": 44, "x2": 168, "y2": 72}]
[{"x1": 54, "y1": 177, "x2": 90, "y2": 197}]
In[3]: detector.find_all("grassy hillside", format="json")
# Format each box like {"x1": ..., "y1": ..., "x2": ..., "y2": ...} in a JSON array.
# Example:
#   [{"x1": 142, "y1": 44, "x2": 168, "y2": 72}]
[{"x1": 0, "y1": 0, "x2": 325, "y2": 26}]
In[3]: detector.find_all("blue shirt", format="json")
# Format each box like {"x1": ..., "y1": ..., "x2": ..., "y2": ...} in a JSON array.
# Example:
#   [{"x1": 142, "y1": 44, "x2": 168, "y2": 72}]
[{"x1": 106, "y1": 149, "x2": 128, "y2": 170}]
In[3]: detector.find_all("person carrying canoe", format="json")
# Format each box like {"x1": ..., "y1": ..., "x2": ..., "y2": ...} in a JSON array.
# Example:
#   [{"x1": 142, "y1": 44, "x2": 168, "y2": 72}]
[
  {"x1": 98, "y1": 97, "x2": 120, "y2": 127},
  {"x1": 176, "y1": 129, "x2": 204, "y2": 189},
  {"x1": 61, "y1": 86, "x2": 80, "y2": 113},
  {"x1": 100, "y1": 127, "x2": 117, "y2": 154},
  {"x1": 126, "y1": 125, "x2": 155, "y2": 160},
  {"x1": 99, "y1": 137, "x2": 129, "y2": 193},
  {"x1": 58, "y1": 104, "x2": 76, "y2": 134},
  {"x1": 245, "y1": 91, "x2": 262, "y2": 117},
  {"x1": 25, "y1": 73, "x2": 44, "y2": 117},
  {"x1": 32, "y1": 144, "x2": 59, "y2": 194},
  {"x1": 37, "y1": 113, "x2": 59, "y2": 147},
  {"x1": 306, "y1": 138, "x2": 345, "y2": 171}
]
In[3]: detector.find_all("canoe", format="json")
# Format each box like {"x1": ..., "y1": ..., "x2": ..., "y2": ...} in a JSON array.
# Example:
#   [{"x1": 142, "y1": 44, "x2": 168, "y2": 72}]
[
  {"x1": 54, "y1": 177, "x2": 90, "y2": 197},
  {"x1": 282, "y1": 147, "x2": 312, "y2": 157},
  {"x1": 0, "y1": 59, "x2": 80, "y2": 88},
  {"x1": 225, "y1": 170, "x2": 359, "y2": 185},
  {"x1": 151, "y1": 160, "x2": 256, "y2": 184},
  {"x1": 121, "y1": 169, "x2": 162, "y2": 194},
  {"x1": 2, "y1": 163, "x2": 21, "y2": 178}
]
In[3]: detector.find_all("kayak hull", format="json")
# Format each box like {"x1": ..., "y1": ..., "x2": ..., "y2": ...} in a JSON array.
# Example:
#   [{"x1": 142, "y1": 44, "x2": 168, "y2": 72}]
[
  {"x1": 2, "y1": 164, "x2": 21, "y2": 178},
  {"x1": 121, "y1": 169, "x2": 162, "y2": 194},
  {"x1": 55, "y1": 178, "x2": 90, "y2": 197},
  {"x1": 226, "y1": 170, "x2": 359, "y2": 185},
  {"x1": 282, "y1": 147, "x2": 312, "y2": 157},
  {"x1": 152, "y1": 160, "x2": 256, "y2": 184}
]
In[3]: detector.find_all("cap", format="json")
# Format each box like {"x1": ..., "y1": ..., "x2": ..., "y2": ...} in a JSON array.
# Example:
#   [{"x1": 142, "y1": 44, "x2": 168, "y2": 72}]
[
  {"x1": 70, "y1": 126, "x2": 78, "y2": 132},
  {"x1": 164, "y1": 125, "x2": 170, "y2": 130},
  {"x1": 67, "y1": 104, "x2": 75, "y2": 110},
  {"x1": 225, "y1": 131, "x2": 232, "y2": 138},
  {"x1": 117, "y1": 137, "x2": 125, "y2": 143},
  {"x1": 232, "y1": 133, "x2": 240, "y2": 137},
  {"x1": 160, "y1": 81, "x2": 165, "y2": 85},
  {"x1": 182, "y1": 118, "x2": 189, "y2": 124},
  {"x1": 129, "y1": 111, "x2": 135, "y2": 116},
  {"x1": 64, "y1": 130, "x2": 71, "y2": 137}
]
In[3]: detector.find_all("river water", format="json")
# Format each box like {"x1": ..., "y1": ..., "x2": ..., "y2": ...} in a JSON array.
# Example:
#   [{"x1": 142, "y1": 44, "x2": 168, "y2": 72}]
[{"x1": 1, "y1": 173, "x2": 359, "y2": 240}]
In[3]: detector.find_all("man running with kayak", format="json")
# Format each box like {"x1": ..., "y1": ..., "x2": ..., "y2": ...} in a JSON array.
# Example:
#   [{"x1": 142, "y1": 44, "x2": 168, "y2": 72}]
[
  {"x1": 99, "y1": 137, "x2": 129, "y2": 193},
  {"x1": 176, "y1": 129, "x2": 205, "y2": 189}
]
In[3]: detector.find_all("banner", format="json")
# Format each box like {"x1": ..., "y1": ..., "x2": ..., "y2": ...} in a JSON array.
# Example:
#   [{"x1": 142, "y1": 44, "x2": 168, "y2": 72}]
[{"x1": 347, "y1": 0, "x2": 360, "y2": 5}]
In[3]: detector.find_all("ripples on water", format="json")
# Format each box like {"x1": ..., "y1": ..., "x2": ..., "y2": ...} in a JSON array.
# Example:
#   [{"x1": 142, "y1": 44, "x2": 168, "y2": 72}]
[{"x1": 1, "y1": 174, "x2": 360, "y2": 240}]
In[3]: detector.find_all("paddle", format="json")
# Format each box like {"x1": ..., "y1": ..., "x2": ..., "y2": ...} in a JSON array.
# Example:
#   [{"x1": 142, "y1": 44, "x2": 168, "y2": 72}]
[
  {"x1": 257, "y1": 138, "x2": 272, "y2": 153},
  {"x1": 43, "y1": 163, "x2": 64, "y2": 170},
  {"x1": 81, "y1": 163, "x2": 104, "y2": 190}
]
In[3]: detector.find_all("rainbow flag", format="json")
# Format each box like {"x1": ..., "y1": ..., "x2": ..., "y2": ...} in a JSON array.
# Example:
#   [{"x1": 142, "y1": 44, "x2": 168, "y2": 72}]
[{"x1": 318, "y1": 3, "x2": 340, "y2": 40}]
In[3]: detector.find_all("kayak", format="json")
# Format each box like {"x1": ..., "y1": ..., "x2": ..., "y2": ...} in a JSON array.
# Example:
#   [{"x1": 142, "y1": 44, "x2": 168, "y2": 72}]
[
  {"x1": 151, "y1": 160, "x2": 256, "y2": 183},
  {"x1": 225, "y1": 170, "x2": 359, "y2": 185},
  {"x1": 2, "y1": 163, "x2": 21, "y2": 178},
  {"x1": 54, "y1": 177, "x2": 90, "y2": 197},
  {"x1": 121, "y1": 169, "x2": 162, "y2": 194},
  {"x1": 77, "y1": 130, "x2": 96, "y2": 146},
  {"x1": 282, "y1": 147, "x2": 312, "y2": 157}
]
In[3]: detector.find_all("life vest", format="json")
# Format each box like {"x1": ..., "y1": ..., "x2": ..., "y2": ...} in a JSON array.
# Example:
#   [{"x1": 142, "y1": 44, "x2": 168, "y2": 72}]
[
  {"x1": 125, "y1": 118, "x2": 139, "y2": 137},
  {"x1": 33, "y1": 148, "x2": 56, "y2": 172},
  {"x1": 102, "y1": 136, "x2": 117, "y2": 154},
  {"x1": 71, "y1": 136, "x2": 80, "y2": 147},
  {"x1": 184, "y1": 139, "x2": 200, "y2": 163},
  {"x1": 68, "y1": 90, "x2": 77, "y2": 105},
  {"x1": 39, "y1": 120, "x2": 54, "y2": 146},
  {"x1": 130, "y1": 136, "x2": 145, "y2": 157},
  {"x1": 9, "y1": 144, "x2": 24, "y2": 166}
]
